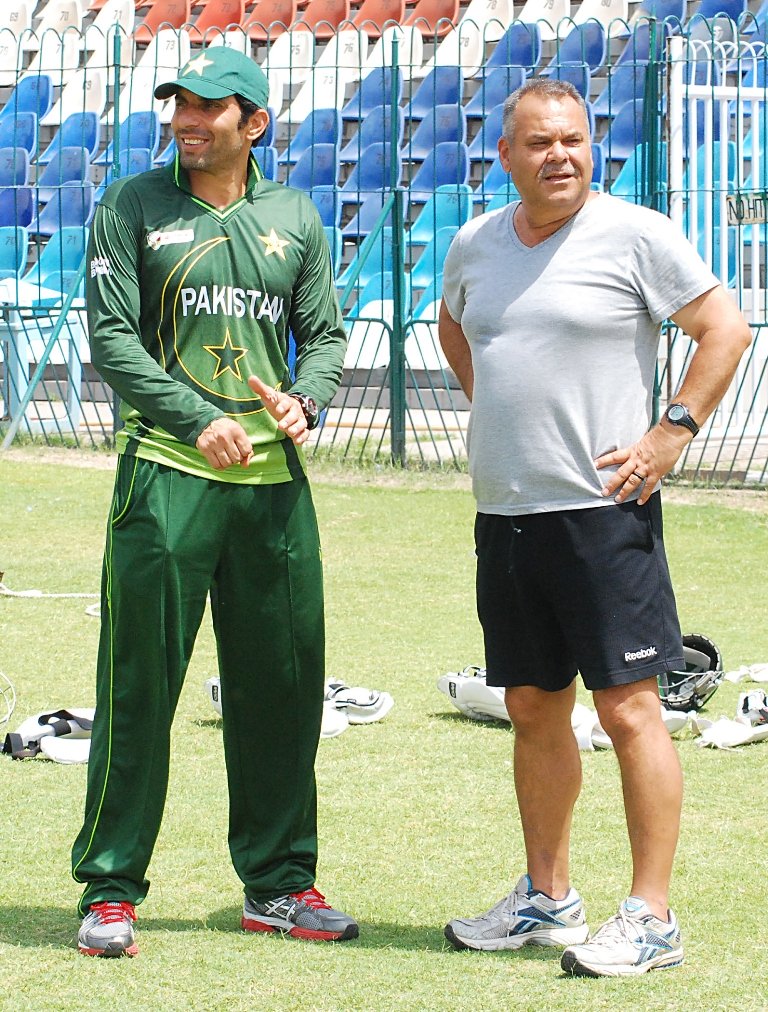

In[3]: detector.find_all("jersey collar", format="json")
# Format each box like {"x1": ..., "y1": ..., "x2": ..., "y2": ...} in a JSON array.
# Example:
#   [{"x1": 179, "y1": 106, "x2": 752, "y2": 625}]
[{"x1": 170, "y1": 153, "x2": 264, "y2": 223}]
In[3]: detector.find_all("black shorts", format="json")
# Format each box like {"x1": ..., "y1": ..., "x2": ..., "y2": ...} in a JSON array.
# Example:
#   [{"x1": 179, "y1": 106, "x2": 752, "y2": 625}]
[{"x1": 475, "y1": 493, "x2": 685, "y2": 692}]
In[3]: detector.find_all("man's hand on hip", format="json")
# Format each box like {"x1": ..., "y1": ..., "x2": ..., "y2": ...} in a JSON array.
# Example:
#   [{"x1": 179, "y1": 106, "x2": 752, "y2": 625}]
[
  {"x1": 196, "y1": 417, "x2": 254, "y2": 470},
  {"x1": 595, "y1": 421, "x2": 693, "y2": 505},
  {"x1": 248, "y1": 375, "x2": 310, "y2": 446}
]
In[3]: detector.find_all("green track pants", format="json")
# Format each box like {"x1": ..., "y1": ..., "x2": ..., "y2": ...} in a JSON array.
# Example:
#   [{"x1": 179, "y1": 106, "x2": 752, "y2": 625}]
[{"x1": 72, "y1": 457, "x2": 325, "y2": 914}]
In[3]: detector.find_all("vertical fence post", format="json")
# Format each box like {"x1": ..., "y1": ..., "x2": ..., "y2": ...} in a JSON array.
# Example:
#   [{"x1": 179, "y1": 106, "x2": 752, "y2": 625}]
[
  {"x1": 389, "y1": 33, "x2": 407, "y2": 466},
  {"x1": 645, "y1": 22, "x2": 665, "y2": 425}
]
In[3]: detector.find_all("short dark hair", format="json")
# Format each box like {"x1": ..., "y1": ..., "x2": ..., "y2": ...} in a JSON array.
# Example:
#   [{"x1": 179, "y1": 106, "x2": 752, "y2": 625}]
[
  {"x1": 502, "y1": 79, "x2": 588, "y2": 142},
  {"x1": 234, "y1": 93, "x2": 261, "y2": 130}
]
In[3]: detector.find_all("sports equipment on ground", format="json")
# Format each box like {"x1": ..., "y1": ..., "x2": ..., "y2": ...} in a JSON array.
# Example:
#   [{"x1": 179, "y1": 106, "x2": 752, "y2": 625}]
[
  {"x1": 323, "y1": 682, "x2": 394, "y2": 724},
  {"x1": 658, "y1": 633, "x2": 723, "y2": 711},
  {"x1": 3, "y1": 708, "x2": 94, "y2": 762},
  {"x1": 444, "y1": 875, "x2": 589, "y2": 952},
  {"x1": 241, "y1": 887, "x2": 359, "y2": 942},
  {"x1": 78, "y1": 901, "x2": 138, "y2": 957},
  {"x1": 438, "y1": 668, "x2": 691, "y2": 747},
  {"x1": 204, "y1": 677, "x2": 357, "y2": 738},
  {"x1": 561, "y1": 897, "x2": 683, "y2": 977},
  {"x1": 436, "y1": 665, "x2": 509, "y2": 722}
]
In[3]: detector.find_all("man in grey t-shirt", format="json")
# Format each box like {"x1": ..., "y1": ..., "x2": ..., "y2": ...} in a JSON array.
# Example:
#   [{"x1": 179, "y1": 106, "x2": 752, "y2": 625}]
[{"x1": 439, "y1": 79, "x2": 751, "y2": 979}]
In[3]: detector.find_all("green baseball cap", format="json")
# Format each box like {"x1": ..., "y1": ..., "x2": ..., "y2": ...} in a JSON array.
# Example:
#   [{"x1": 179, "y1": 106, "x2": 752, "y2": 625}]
[{"x1": 155, "y1": 47, "x2": 269, "y2": 109}]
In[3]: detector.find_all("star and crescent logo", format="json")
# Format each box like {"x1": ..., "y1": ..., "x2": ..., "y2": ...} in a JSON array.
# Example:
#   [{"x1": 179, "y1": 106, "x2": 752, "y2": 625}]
[
  {"x1": 182, "y1": 53, "x2": 215, "y2": 77},
  {"x1": 258, "y1": 228, "x2": 291, "y2": 260},
  {"x1": 203, "y1": 328, "x2": 248, "y2": 382}
]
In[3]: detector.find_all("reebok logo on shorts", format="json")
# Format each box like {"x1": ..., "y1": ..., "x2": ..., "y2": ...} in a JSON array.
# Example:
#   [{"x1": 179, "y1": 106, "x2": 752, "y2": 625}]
[{"x1": 624, "y1": 646, "x2": 658, "y2": 663}]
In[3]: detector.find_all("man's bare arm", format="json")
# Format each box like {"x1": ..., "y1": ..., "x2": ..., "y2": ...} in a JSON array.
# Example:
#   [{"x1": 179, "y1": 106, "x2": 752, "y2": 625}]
[{"x1": 438, "y1": 299, "x2": 474, "y2": 402}]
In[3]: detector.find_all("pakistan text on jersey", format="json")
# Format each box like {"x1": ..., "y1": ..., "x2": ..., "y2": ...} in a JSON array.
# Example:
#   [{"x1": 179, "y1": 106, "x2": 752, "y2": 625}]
[{"x1": 180, "y1": 286, "x2": 284, "y2": 324}]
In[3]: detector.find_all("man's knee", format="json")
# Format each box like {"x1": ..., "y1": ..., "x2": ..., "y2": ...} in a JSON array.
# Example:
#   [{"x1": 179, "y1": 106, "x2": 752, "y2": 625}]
[
  {"x1": 505, "y1": 684, "x2": 575, "y2": 734},
  {"x1": 593, "y1": 678, "x2": 663, "y2": 744}
]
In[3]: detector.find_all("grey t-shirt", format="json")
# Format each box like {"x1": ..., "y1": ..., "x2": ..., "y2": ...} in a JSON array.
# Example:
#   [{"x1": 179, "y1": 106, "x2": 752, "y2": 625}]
[{"x1": 442, "y1": 194, "x2": 718, "y2": 515}]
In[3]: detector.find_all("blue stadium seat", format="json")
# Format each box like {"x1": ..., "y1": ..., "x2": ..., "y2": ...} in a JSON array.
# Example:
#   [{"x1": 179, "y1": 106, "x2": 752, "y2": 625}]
[
  {"x1": 693, "y1": 0, "x2": 747, "y2": 20},
  {"x1": 591, "y1": 143, "x2": 605, "y2": 188},
  {"x1": 0, "y1": 75, "x2": 53, "y2": 124},
  {"x1": 593, "y1": 62, "x2": 648, "y2": 118},
  {"x1": 337, "y1": 226, "x2": 395, "y2": 288},
  {"x1": 407, "y1": 183, "x2": 472, "y2": 245},
  {"x1": 339, "y1": 105, "x2": 404, "y2": 163},
  {"x1": 0, "y1": 148, "x2": 29, "y2": 188},
  {"x1": 338, "y1": 142, "x2": 402, "y2": 203},
  {"x1": 484, "y1": 22, "x2": 542, "y2": 74},
  {"x1": 410, "y1": 273, "x2": 443, "y2": 320},
  {"x1": 345, "y1": 272, "x2": 396, "y2": 320},
  {"x1": 615, "y1": 20, "x2": 673, "y2": 66},
  {"x1": 467, "y1": 103, "x2": 504, "y2": 162},
  {"x1": 323, "y1": 224, "x2": 343, "y2": 274},
  {"x1": 697, "y1": 225, "x2": 737, "y2": 287},
  {"x1": 278, "y1": 108, "x2": 342, "y2": 165},
  {"x1": 406, "y1": 104, "x2": 466, "y2": 161},
  {"x1": 547, "y1": 22, "x2": 607, "y2": 75},
  {"x1": 341, "y1": 67, "x2": 403, "y2": 121},
  {"x1": 685, "y1": 141, "x2": 738, "y2": 194},
  {"x1": 540, "y1": 61, "x2": 591, "y2": 100},
  {"x1": 600, "y1": 101, "x2": 646, "y2": 162},
  {"x1": 0, "y1": 113, "x2": 38, "y2": 158},
  {"x1": 629, "y1": 0, "x2": 685, "y2": 21},
  {"x1": 285, "y1": 143, "x2": 339, "y2": 190},
  {"x1": 30, "y1": 181, "x2": 95, "y2": 236},
  {"x1": 610, "y1": 141, "x2": 668, "y2": 203},
  {"x1": 254, "y1": 145, "x2": 279, "y2": 181},
  {"x1": 408, "y1": 142, "x2": 469, "y2": 204},
  {"x1": 94, "y1": 112, "x2": 161, "y2": 166},
  {"x1": 94, "y1": 149, "x2": 154, "y2": 202},
  {"x1": 403, "y1": 66, "x2": 464, "y2": 121},
  {"x1": 0, "y1": 187, "x2": 34, "y2": 228},
  {"x1": 37, "y1": 112, "x2": 101, "y2": 166},
  {"x1": 155, "y1": 137, "x2": 177, "y2": 167},
  {"x1": 309, "y1": 185, "x2": 342, "y2": 227},
  {"x1": 464, "y1": 66, "x2": 527, "y2": 119},
  {"x1": 36, "y1": 147, "x2": 91, "y2": 203},
  {"x1": 22, "y1": 225, "x2": 88, "y2": 289},
  {"x1": 342, "y1": 191, "x2": 393, "y2": 238},
  {"x1": 408, "y1": 226, "x2": 458, "y2": 289},
  {"x1": 0, "y1": 225, "x2": 29, "y2": 281},
  {"x1": 472, "y1": 157, "x2": 517, "y2": 203},
  {"x1": 484, "y1": 186, "x2": 519, "y2": 212}
]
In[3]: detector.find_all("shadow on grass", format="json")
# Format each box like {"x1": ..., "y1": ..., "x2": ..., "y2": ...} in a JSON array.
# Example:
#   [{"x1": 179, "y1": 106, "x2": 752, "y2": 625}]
[
  {"x1": 428, "y1": 710, "x2": 510, "y2": 728},
  {"x1": 0, "y1": 906, "x2": 570, "y2": 961}
]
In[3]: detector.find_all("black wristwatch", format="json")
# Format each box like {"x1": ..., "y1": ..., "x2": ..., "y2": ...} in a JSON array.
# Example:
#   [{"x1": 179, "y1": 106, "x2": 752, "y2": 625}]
[
  {"x1": 290, "y1": 392, "x2": 320, "y2": 430},
  {"x1": 664, "y1": 402, "x2": 700, "y2": 437}
]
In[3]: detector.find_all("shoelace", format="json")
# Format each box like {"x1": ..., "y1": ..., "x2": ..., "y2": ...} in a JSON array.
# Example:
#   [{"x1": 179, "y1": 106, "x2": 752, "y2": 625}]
[
  {"x1": 90, "y1": 901, "x2": 137, "y2": 924},
  {"x1": 291, "y1": 887, "x2": 331, "y2": 910},
  {"x1": 591, "y1": 906, "x2": 641, "y2": 946}
]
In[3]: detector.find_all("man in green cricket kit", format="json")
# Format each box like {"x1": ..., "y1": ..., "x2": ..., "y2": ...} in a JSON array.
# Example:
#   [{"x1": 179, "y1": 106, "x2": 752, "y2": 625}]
[{"x1": 72, "y1": 47, "x2": 356, "y2": 957}]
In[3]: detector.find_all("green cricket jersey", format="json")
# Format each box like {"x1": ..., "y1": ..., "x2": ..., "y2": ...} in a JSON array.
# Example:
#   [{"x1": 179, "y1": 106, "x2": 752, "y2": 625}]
[{"x1": 86, "y1": 155, "x2": 346, "y2": 483}]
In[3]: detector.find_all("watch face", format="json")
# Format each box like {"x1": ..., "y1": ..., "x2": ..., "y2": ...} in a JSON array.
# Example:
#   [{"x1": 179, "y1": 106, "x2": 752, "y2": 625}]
[{"x1": 667, "y1": 404, "x2": 686, "y2": 422}]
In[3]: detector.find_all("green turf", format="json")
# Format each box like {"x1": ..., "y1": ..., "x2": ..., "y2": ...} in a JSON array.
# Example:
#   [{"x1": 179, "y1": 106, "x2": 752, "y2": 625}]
[{"x1": 0, "y1": 454, "x2": 766, "y2": 1010}]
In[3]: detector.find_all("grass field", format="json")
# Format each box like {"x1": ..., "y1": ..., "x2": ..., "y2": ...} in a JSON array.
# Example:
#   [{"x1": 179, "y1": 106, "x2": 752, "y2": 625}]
[{"x1": 1, "y1": 450, "x2": 767, "y2": 1011}]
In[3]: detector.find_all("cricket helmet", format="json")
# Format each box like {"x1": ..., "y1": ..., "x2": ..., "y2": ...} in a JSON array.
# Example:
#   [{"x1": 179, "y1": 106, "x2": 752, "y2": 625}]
[{"x1": 658, "y1": 633, "x2": 723, "y2": 712}]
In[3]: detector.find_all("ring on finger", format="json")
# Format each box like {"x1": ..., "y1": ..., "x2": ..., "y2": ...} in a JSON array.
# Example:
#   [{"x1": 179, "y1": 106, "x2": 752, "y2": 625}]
[{"x1": 632, "y1": 471, "x2": 645, "y2": 480}]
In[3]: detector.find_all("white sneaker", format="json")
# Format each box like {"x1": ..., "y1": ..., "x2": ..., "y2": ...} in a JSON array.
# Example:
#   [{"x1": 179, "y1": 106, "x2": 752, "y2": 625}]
[
  {"x1": 561, "y1": 897, "x2": 683, "y2": 977},
  {"x1": 445, "y1": 875, "x2": 589, "y2": 951},
  {"x1": 78, "y1": 901, "x2": 138, "y2": 957}
]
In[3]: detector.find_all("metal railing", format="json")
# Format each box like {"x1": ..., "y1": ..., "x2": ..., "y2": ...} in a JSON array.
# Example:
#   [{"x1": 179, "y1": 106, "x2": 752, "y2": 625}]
[{"x1": 0, "y1": 15, "x2": 766, "y2": 482}]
